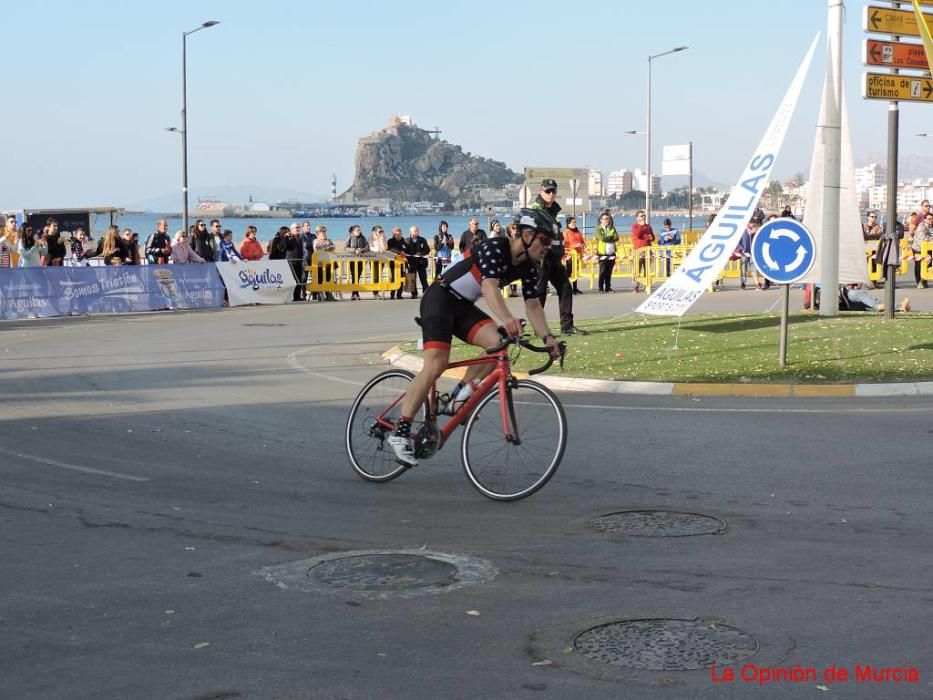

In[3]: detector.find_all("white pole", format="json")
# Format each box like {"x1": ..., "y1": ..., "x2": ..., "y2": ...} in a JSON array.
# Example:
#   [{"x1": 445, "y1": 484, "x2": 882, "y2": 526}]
[
  {"x1": 646, "y1": 56, "x2": 652, "y2": 222},
  {"x1": 820, "y1": 0, "x2": 843, "y2": 317}
]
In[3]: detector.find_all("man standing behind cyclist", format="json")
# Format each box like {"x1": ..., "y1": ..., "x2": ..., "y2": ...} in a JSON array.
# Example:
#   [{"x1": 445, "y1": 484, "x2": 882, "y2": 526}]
[
  {"x1": 532, "y1": 179, "x2": 586, "y2": 336},
  {"x1": 388, "y1": 209, "x2": 563, "y2": 467}
]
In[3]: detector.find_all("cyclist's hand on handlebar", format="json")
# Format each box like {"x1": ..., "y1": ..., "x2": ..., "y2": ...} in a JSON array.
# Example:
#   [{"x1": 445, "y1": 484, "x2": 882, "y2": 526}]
[
  {"x1": 543, "y1": 334, "x2": 562, "y2": 359},
  {"x1": 503, "y1": 317, "x2": 523, "y2": 339}
]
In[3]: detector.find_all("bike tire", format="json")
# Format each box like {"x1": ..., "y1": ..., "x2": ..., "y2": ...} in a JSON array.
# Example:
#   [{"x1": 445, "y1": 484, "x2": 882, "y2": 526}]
[
  {"x1": 346, "y1": 369, "x2": 420, "y2": 483},
  {"x1": 460, "y1": 379, "x2": 567, "y2": 501}
]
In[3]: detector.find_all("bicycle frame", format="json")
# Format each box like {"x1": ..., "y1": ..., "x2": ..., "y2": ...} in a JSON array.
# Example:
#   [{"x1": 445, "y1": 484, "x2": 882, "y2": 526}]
[{"x1": 372, "y1": 348, "x2": 518, "y2": 453}]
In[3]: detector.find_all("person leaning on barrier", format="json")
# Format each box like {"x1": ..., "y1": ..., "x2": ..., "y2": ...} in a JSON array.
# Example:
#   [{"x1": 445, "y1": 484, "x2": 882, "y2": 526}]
[
  {"x1": 562, "y1": 216, "x2": 586, "y2": 295},
  {"x1": 433, "y1": 220, "x2": 454, "y2": 280},
  {"x1": 267, "y1": 226, "x2": 289, "y2": 260},
  {"x1": 407, "y1": 226, "x2": 430, "y2": 298},
  {"x1": 594, "y1": 212, "x2": 618, "y2": 293},
  {"x1": 239, "y1": 226, "x2": 264, "y2": 261},
  {"x1": 908, "y1": 210, "x2": 933, "y2": 289},
  {"x1": 862, "y1": 211, "x2": 883, "y2": 241},
  {"x1": 312, "y1": 225, "x2": 336, "y2": 301},
  {"x1": 459, "y1": 218, "x2": 486, "y2": 253},
  {"x1": 145, "y1": 219, "x2": 172, "y2": 264},
  {"x1": 170, "y1": 230, "x2": 205, "y2": 264},
  {"x1": 345, "y1": 225, "x2": 369, "y2": 301},
  {"x1": 84, "y1": 225, "x2": 129, "y2": 266},
  {"x1": 45, "y1": 218, "x2": 66, "y2": 266},
  {"x1": 370, "y1": 225, "x2": 389, "y2": 299},
  {"x1": 121, "y1": 229, "x2": 141, "y2": 265},
  {"x1": 630, "y1": 210, "x2": 655, "y2": 293},
  {"x1": 219, "y1": 229, "x2": 244, "y2": 262},
  {"x1": 0, "y1": 226, "x2": 12, "y2": 268},
  {"x1": 387, "y1": 227, "x2": 409, "y2": 299},
  {"x1": 191, "y1": 219, "x2": 218, "y2": 262},
  {"x1": 16, "y1": 225, "x2": 45, "y2": 267},
  {"x1": 532, "y1": 178, "x2": 586, "y2": 335},
  {"x1": 657, "y1": 218, "x2": 681, "y2": 278},
  {"x1": 285, "y1": 223, "x2": 306, "y2": 301}
]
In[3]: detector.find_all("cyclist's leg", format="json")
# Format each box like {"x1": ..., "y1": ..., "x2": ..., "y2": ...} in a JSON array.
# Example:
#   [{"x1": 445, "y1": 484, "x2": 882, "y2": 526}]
[
  {"x1": 454, "y1": 315, "x2": 500, "y2": 388},
  {"x1": 398, "y1": 346, "x2": 450, "y2": 420},
  {"x1": 390, "y1": 286, "x2": 455, "y2": 465}
]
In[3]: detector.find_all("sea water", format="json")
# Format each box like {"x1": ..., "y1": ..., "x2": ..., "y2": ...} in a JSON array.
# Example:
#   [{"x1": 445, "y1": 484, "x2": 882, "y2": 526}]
[{"x1": 105, "y1": 212, "x2": 702, "y2": 245}]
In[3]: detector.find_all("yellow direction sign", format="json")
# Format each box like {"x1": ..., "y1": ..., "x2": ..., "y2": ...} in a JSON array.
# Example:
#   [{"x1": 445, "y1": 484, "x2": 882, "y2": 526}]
[
  {"x1": 864, "y1": 5, "x2": 932, "y2": 37},
  {"x1": 863, "y1": 72, "x2": 933, "y2": 101}
]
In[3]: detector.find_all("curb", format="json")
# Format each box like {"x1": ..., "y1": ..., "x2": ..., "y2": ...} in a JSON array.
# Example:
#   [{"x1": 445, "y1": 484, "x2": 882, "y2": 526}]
[{"x1": 380, "y1": 347, "x2": 933, "y2": 398}]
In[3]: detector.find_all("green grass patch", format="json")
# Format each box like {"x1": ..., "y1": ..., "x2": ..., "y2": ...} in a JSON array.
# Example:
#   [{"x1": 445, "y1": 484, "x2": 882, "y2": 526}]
[{"x1": 400, "y1": 312, "x2": 933, "y2": 384}]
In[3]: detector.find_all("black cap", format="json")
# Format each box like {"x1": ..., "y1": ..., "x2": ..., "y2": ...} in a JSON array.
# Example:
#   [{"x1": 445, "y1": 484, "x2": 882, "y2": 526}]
[{"x1": 540, "y1": 178, "x2": 558, "y2": 190}]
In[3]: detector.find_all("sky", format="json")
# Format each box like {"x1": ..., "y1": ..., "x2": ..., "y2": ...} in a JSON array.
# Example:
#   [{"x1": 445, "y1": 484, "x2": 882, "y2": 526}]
[{"x1": 4, "y1": 0, "x2": 933, "y2": 209}]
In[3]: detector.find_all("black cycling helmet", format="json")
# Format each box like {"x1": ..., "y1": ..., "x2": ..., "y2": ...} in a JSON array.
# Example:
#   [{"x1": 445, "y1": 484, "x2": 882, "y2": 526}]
[{"x1": 514, "y1": 208, "x2": 559, "y2": 240}]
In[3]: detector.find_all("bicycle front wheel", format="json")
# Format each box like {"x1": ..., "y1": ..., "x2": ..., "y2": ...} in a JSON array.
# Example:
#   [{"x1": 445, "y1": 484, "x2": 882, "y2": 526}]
[
  {"x1": 461, "y1": 379, "x2": 567, "y2": 501},
  {"x1": 346, "y1": 369, "x2": 420, "y2": 482}
]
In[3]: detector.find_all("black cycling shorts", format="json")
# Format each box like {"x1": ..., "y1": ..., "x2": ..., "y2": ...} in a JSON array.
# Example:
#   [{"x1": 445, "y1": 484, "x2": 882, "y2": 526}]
[{"x1": 419, "y1": 283, "x2": 494, "y2": 351}]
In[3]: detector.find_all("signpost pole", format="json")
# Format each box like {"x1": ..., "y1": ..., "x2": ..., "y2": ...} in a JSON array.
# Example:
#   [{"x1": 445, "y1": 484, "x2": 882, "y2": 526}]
[
  {"x1": 568, "y1": 178, "x2": 579, "y2": 220},
  {"x1": 884, "y1": 100, "x2": 899, "y2": 319},
  {"x1": 750, "y1": 219, "x2": 816, "y2": 367},
  {"x1": 779, "y1": 284, "x2": 790, "y2": 367},
  {"x1": 688, "y1": 141, "x2": 694, "y2": 234},
  {"x1": 519, "y1": 185, "x2": 530, "y2": 209}
]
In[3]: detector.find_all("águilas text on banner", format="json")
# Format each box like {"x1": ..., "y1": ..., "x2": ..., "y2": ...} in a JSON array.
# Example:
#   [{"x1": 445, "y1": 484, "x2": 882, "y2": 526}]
[{"x1": 637, "y1": 32, "x2": 821, "y2": 317}]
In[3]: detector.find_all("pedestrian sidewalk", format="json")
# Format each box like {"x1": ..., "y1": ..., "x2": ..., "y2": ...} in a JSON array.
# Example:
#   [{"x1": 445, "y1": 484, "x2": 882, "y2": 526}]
[{"x1": 381, "y1": 346, "x2": 933, "y2": 398}]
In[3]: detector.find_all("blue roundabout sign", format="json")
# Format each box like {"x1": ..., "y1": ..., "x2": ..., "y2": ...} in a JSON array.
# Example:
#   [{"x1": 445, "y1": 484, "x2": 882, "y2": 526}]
[{"x1": 750, "y1": 218, "x2": 816, "y2": 285}]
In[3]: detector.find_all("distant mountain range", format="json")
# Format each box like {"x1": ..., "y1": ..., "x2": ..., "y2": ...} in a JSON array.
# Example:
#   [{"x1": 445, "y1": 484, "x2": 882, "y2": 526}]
[
  {"x1": 127, "y1": 185, "x2": 326, "y2": 213},
  {"x1": 862, "y1": 153, "x2": 933, "y2": 180},
  {"x1": 661, "y1": 171, "x2": 725, "y2": 190}
]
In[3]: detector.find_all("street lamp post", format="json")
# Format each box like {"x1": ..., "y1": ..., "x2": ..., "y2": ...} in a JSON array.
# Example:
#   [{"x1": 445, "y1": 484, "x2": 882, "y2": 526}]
[
  {"x1": 180, "y1": 20, "x2": 219, "y2": 237},
  {"x1": 646, "y1": 46, "x2": 688, "y2": 224}
]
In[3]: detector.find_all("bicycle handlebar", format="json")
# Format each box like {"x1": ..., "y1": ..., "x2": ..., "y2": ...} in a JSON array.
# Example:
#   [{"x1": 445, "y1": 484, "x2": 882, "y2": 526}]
[{"x1": 485, "y1": 321, "x2": 567, "y2": 375}]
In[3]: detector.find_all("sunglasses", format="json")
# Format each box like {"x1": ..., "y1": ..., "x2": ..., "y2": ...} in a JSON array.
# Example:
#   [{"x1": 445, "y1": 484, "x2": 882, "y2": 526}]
[{"x1": 543, "y1": 188, "x2": 557, "y2": 195}]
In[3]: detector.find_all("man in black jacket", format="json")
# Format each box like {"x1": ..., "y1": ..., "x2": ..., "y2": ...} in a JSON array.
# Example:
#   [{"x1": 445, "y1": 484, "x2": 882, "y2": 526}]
[
  {"x1": 531, "y1": 179, "x2": 586, "y2": 335},
  {"x1": 285, "y1": 224, "x2": 306, "y2": 301},
  {"x1": 145, "y1": 219, "x2": 172, "y2": 264},
  {"x1": 386, "y1": 227, "x2": 410, "y2": 299},
  {"x1": 406, "y1": 226, "x2": 431, "y2": 298},
  {"x1": 268, "y1": 226, "x2": 289, "y2": 260},
  {"x1": 459, "y1": 218, "x2": 487, "y2": 253}
]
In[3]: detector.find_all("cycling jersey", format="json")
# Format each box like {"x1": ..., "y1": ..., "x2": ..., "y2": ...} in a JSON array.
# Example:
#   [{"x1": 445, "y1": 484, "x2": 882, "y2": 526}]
[
  {"x1": 440, "y1": 237, "x2": 540, "y2": 302},
  {"x1": 420, "y1": 237, "x2": 540, "y2": 351}
]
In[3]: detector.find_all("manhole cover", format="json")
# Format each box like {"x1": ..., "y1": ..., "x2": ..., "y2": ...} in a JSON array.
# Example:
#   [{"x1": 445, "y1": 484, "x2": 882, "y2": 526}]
[
  {"x1": 307, "y1": 553, "x2": 458, "y2": 591},
  {"x1": 573, "y1": 618, "x2": 758, "y2": 671},
  {"x1": 589, "y1": 510, "x2": 725, "y2": 537},
  {"x1": 255, "y1": 549, "x2": 497, "y2": 599}
]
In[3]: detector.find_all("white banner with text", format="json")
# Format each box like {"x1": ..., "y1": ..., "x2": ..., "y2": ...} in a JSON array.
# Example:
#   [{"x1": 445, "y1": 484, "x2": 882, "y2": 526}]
[
  {"x1": 637, "y1": 33, "x2": 820, "y2": 316},
  {"x1": 215, "y1": 260, "x2": 297, "y2": 306}
]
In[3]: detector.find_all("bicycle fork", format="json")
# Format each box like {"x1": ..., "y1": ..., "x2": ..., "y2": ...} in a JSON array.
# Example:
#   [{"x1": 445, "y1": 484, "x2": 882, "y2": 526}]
[{"x1": 500, "y1": 376, "x2": 522, "y2": 445}]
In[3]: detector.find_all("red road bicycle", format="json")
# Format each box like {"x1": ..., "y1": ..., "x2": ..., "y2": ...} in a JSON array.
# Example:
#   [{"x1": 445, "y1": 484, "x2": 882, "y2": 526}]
[{"x1": 345, "y1": 329, "x2": 567, "y2": 501}]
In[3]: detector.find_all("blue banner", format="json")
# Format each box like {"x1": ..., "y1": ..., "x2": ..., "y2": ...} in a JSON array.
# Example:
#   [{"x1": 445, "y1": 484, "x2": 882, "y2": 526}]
[{"x1": 0, "y1": 265, "x2": 225, "y2": 319}]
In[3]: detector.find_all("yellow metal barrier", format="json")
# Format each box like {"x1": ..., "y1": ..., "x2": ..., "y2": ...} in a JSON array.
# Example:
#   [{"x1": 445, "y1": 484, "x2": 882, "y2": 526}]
[{"x1": 307, "y1": 252, "x2": 406, "y2": 295}]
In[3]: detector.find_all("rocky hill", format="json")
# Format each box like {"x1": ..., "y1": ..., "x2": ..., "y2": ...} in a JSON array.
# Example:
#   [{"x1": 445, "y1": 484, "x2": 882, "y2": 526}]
[{"x1": 342, "y1": 117, "x2": 521, "y2": 205}]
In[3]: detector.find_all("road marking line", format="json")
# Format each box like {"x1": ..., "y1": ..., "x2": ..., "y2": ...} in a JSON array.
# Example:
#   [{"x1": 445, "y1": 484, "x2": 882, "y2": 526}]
[
  {"x1": 560, "y1": 402, "x2": 929, "y2": 414},
  {"x1": 0, "y1": 446, "x2": 149, "y2": 482}
]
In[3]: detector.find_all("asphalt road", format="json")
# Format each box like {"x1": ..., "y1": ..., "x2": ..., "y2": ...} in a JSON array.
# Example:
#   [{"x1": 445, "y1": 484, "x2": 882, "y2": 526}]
[{"x1": 2, "y1": 289, "x2": 932, "y2": 699}]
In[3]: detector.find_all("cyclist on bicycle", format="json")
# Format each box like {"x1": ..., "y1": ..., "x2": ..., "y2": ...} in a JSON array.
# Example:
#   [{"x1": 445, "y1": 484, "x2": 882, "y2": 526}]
[{"x1": 388, "y1": 208, "x2": 564, "y2": 466}]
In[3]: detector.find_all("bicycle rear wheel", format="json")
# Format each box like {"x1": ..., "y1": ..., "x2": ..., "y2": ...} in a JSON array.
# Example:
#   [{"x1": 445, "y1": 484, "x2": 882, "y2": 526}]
[
  {"x1": 346, "y1": 369, "x2": 422, "y2": 482},
  {"x1": 460, "y1": 379, "x2": 567, "y2": 501}
]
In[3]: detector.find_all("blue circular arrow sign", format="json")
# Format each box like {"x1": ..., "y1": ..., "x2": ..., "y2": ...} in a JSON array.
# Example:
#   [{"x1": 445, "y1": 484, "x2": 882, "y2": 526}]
[{"x1": 750, "y1": 219, "x2": 816, "y2": 284}]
